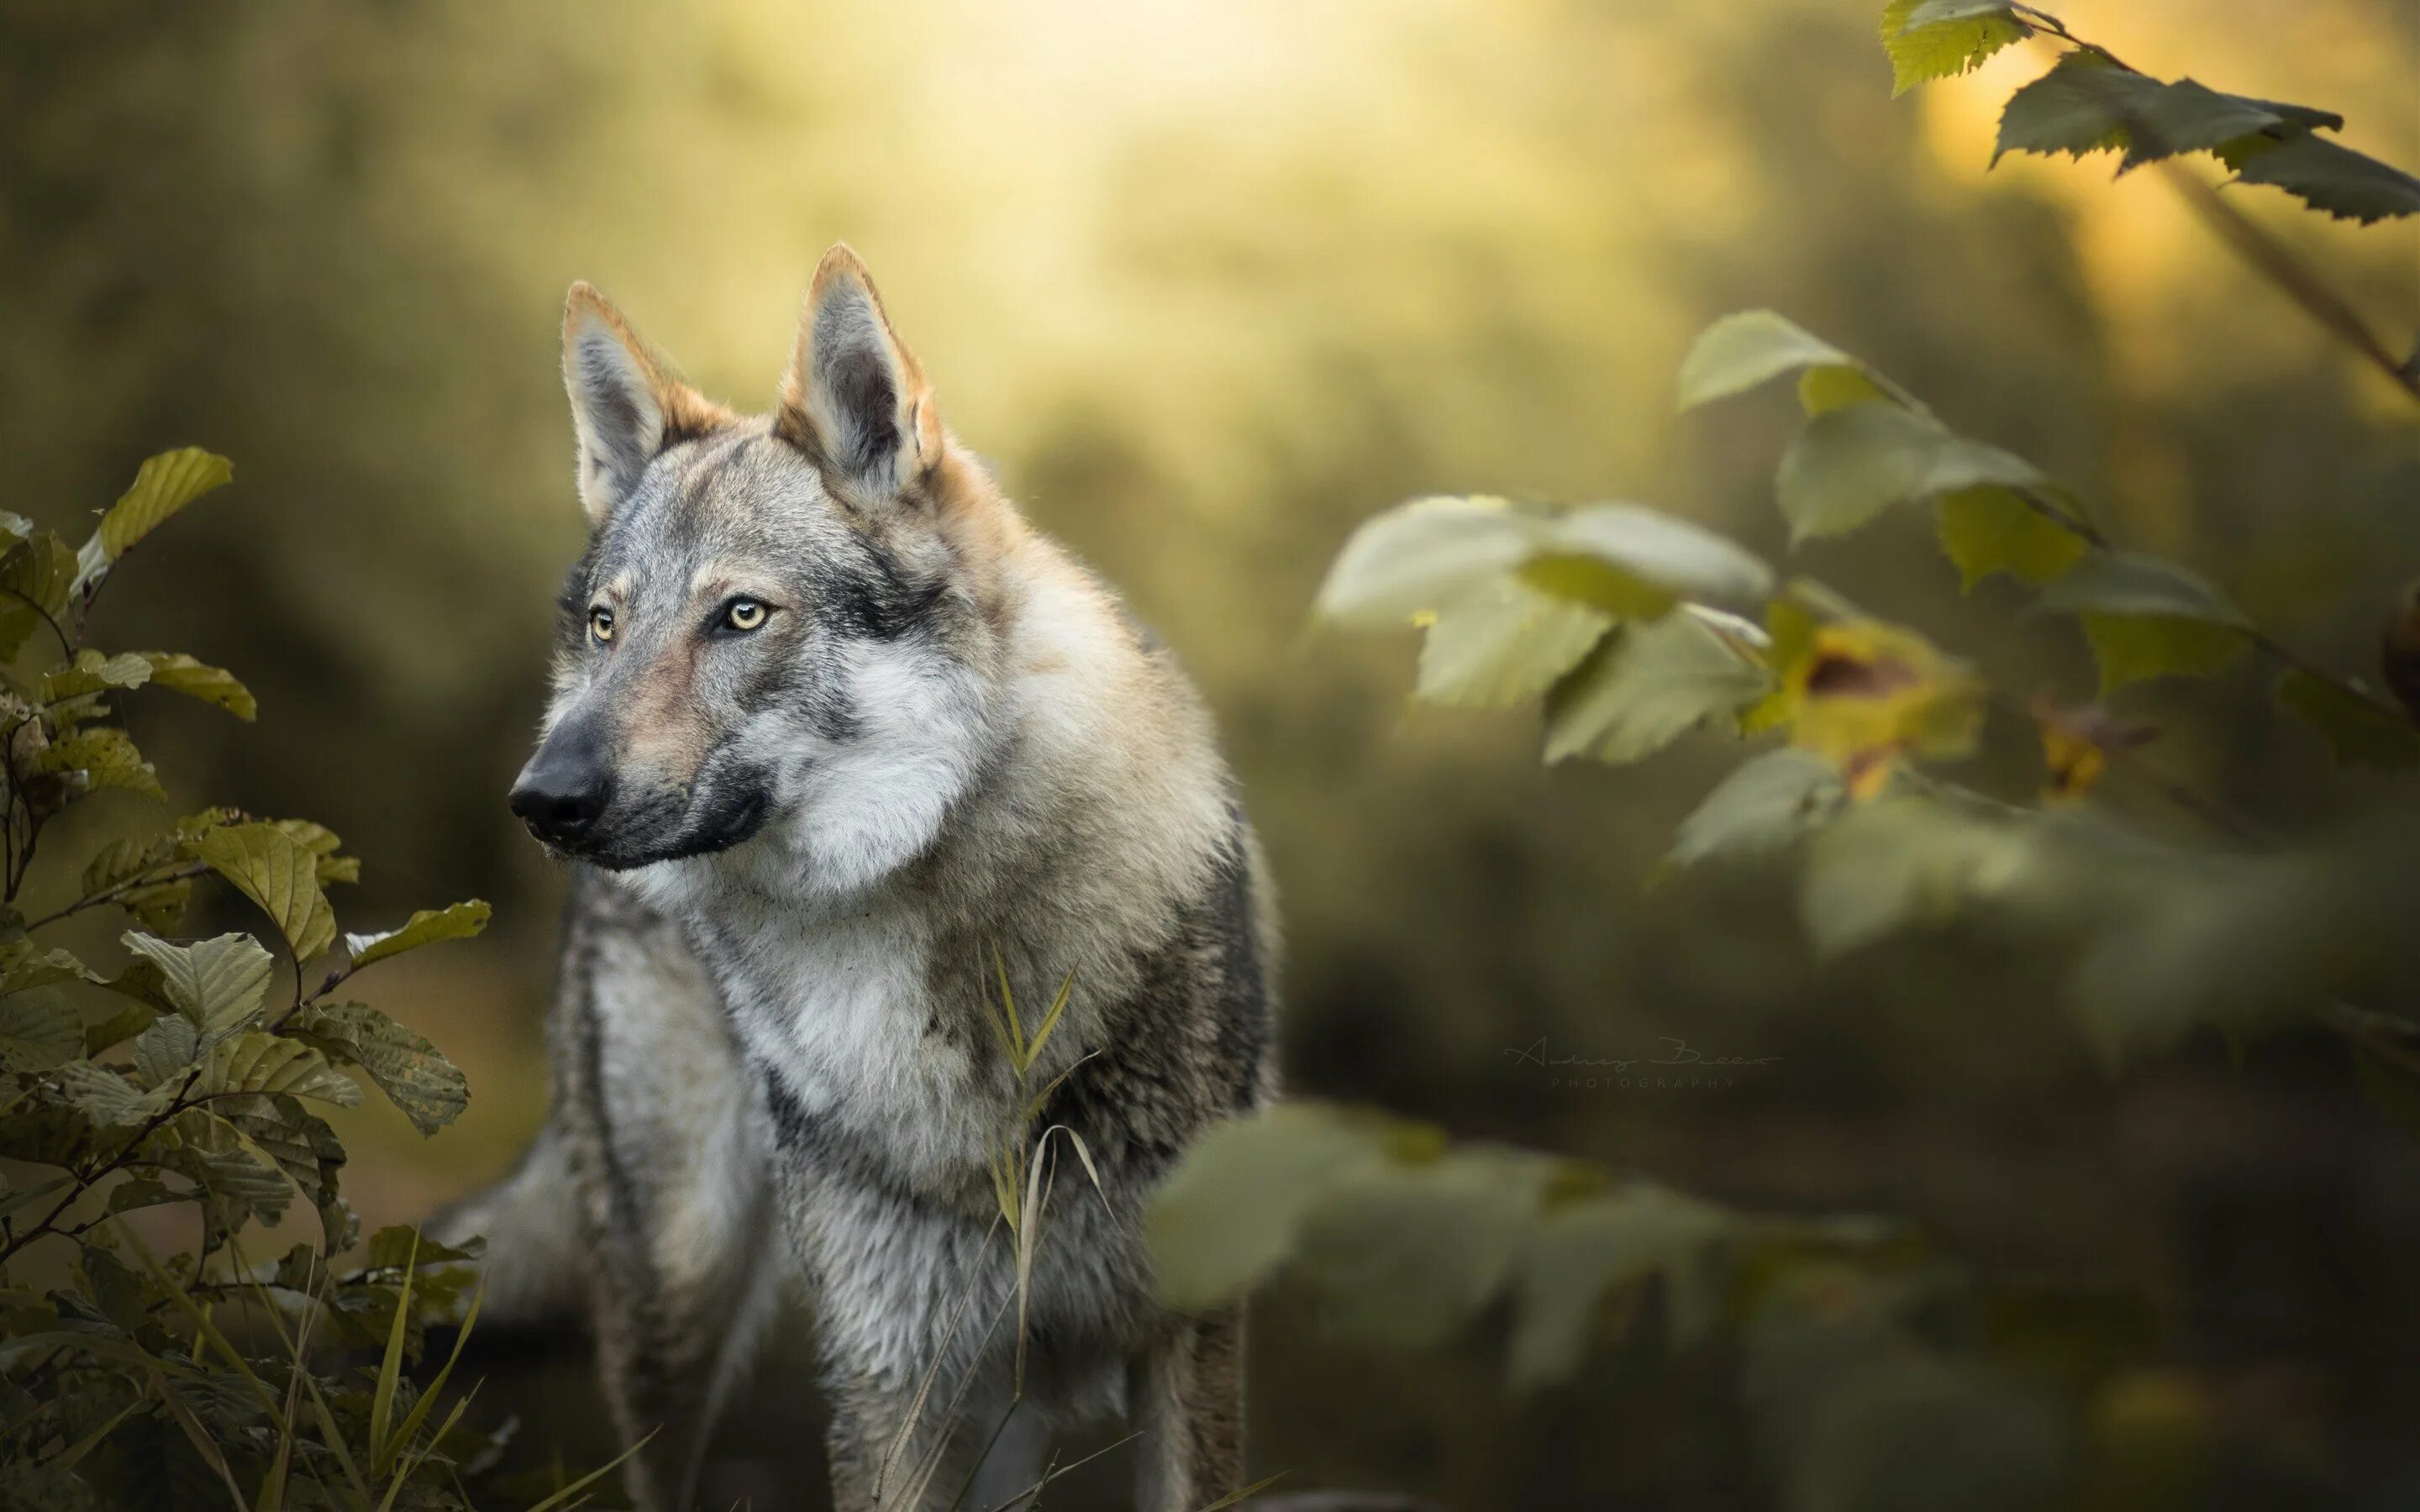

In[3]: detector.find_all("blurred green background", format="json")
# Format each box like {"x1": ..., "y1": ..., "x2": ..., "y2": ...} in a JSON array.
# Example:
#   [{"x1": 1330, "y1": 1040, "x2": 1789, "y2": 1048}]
[{"x1": 6, "y1": 0, "x2": 2418, "y2": 1505}]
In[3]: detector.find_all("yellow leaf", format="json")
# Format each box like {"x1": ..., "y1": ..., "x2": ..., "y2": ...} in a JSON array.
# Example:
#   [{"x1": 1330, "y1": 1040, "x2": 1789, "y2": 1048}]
[
  {"x1": 1935, "y1": 486, "x2": 2087, "y2": 591},
  {"x1": 2081, "y1": 613, "x2": 2248, "y2": 692}
]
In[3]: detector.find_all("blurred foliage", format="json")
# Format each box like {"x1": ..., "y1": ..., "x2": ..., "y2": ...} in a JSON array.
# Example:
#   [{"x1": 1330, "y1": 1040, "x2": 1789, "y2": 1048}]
[
  {"x1": 0, "y1": 456, "x2": 584, "y2": 1508},
  {"x1": 5, "y1": 0, "x2": 2418, "y2": 1506},
  {"x1": 1149, "y1": 6, "x2": 2420, "y2": 1510}
]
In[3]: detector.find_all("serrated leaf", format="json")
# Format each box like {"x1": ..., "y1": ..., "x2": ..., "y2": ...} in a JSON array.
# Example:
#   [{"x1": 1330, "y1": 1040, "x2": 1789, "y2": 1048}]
[
  {"x1": 1669, "y1": 748, "x2": 1846, "y2": 869},
  {"x1": 39, "y1": 651, "x2": 152, "y2": 703},
  {"x1": 1935, "y1": 485, "x2": 2086, "y2": 591},
  {"x1": 2274, "y1": 670, "x2": 2420, "y2": 769},
  {"x1": 199, "y1": 1033, "x2": 360, "y2": 1106},
  {"x1": 1799, "y1": 797, "x2": 2037, "y2": 958},
  {"x1": 92, "y1": 449, "x2": 232, "y2": 568},
  {"x1": 2, "y1": 943, "x2": 99, "y2": 993},
  {"x1": 2080, "y1": 614, "x2": 2248, "y2": 692},
  {"x1": 119, "y1": 933, "x2": 272, "y2": 1037},
  {"x1": 55, "y1": 1063, "x2": 171, "y2": 1128},
  {"x1": 0, "y1": 990, "x2": 84, "y2": 1072},
  {"x1": 1995, "y1": 54, "x2": 2346, "y2": 174},
  {"x1": 1414, "y1": 582, "x2": 1612, "y2": 711},
  {"x1": 133, "y1": 654, "x2": 255, "y2": 721},
  {"x1": 2231, "y1": 133, "x2": 2420, "y2": 223},
  {"x1": 1881, "y1": 0, "x2": 2027, "y2": 97},
  {"x1": 191, "y1": 824, "x2": 336, "y2": 963},
  {"x1": 1543, "y1": 612, "x2": 1770, "y2": 764},
  {"x1": 1145, "y1": 1104, "x2": 1411, "y2": 1310},
  {"x1": 1676, "y1": 310, "x2": 1856, "y2": 410},
  {"x1": 1314, "y1": 496, "x2": 1542, "y2": 627},
  {"x1": 38, "y1": 728, "x2": 165, "y2": 801},
  {"x1": 130, "y1": 1016, "x2": 201, "y2": 1089},
  {"x1": 341, "y1": 900, "x2": 492, "y2": 972},
  {"x1": 1540, "y1": 503, "x2": 1774, "y2": 609},
  {"x1": 287, "y1": 1001, "x2": 467, "y2": 1136},
  {"x1": 1511, "y1": 1184, "x2": 1729, "y2": 1387},
  {"x1": 215, "y1": 1095, "x2": 344, "y2": 1207},
  {"x1": 1778, "y1": 405, "x2": 2044, "y2": 543}
]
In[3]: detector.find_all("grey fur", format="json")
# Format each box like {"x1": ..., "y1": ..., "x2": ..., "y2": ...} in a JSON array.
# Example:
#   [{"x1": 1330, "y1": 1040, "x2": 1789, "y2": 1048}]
[{"x1": 454, "y1": 257, "x2": 1278, "y2": 1510}]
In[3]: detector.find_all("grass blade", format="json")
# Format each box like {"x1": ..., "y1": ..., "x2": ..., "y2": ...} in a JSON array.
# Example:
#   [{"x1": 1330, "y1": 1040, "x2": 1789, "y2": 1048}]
[{"x1": 369, "y1": 1229, "x2": 419, "y2": 1476}]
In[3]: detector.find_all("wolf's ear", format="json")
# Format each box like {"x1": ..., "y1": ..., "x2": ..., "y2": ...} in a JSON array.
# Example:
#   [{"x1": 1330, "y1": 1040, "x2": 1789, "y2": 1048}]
[
  {"x1": 776, "y1": 245, "x2": 944, "y2": 507},
  {"x1": 561, "y1": 284, "x2": 725, "y2": 528}
]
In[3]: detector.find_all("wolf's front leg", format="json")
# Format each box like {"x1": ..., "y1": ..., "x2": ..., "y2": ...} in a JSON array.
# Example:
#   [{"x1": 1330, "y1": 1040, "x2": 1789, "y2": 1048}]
[
  {"x1": 821, "y1": 1367, "x2": 960, "y2": 1511},
  {"x1": 1130, "y1": 1306, "x2": 1248, "y2": 1511}
]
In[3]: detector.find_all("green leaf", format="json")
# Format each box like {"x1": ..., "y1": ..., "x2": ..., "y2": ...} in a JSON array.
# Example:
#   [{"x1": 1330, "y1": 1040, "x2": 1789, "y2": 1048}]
[
  {"x1": 192, "y1": 824, "x2": 337, "y2": 963},
  {"x1": 130, "y1": 1016, "x2": 202, "y2": 1088},
  {"x1": 39, "y1": 651, "x2": 153, "y2": 703},
  {"x1": 1144, "y1": 1103, "x2": 1414, "y2": 1310},
  {"x1": 0, "y1": 990, "x2": 85, "y2": 1072},
  {"x1": 134, "y1": 654, "x2": 256, "y2": 722},
  {"x1": 1881, "y1": 0, "x2": 2027, "y2": 97},
  {"x1": 1669, "y1": 748, "x2": 1846, "y2": 869},
  {"x1": 0, "y1": 533, "x2": 79, "y2": 620},
  {"x1": 1797, "y1": 364, "x2": 1893, "y2": 415},
  {"x1": 1543, "y1": 612, "x2": 1770, "y2": 764},
  {"x1": 287, "y1": 1001, "x2": 468, "y2": 1136},
  {"x1": 1676, "y1": 310, "x2": 1855, "y2": 410},
  {"x1": 92, "y1": 449, "x2": 233, "y2": 570},
  {"x1": 1995, "y1": 54, "x2": 2347, "y2": 173},
  {"x1": 1291, "y1": 1149, "x2": 1559, "y2": 1350},
  {"x1": 1313, "y1": 496, "x2": 1542, "y2": 626},
  {"x1": 118, "y1": 933, "x2": 272, "y2": 1037},
  {"x1": 1934, "y1": 486, "x2": 2086, "y2": 590},
  {"x1": 1798, "y1": 797, "x2": 2038, "y2": 958},
  {"x1": 2, "y1": 942, "x2": 99, "y2": 993},
  {"x1": 341, "y1": 900, "x2": 492, "y2": 973},
  {"x1": 39, "y1": 728, "x2": 165, "y2": 801},
  {"x1": 55, "y1": 1062, "x2": 170, "y2": 1128},
  {"x1": 2231, "y1": 133, "x2": 2420, "y2": 223},
  {"x1": 2079, "y1": 614, "x2": 2249, "y2": 692},
  {"x1": 1511, "y1": 1184, "x2": 1729, "y2": 1388},
  {"x1": 1777, "y1": 405, "x2": 2044, "y2": 542},
  {"x1": 1415, "y1": 581, "x2": 1612, "y2": 711},
  {"x1": 1539, "y1": 503, "x2": 1775, "y2": 609},
  {"x1": 2273, "y1": 670, "x2": 2420, "y2": 769},
  {"x1": 199, "y1": 1033, "x2": 360, "y2": 1107}
]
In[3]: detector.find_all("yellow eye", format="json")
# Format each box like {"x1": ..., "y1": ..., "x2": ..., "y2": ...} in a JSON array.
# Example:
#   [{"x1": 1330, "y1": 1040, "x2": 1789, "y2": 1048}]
[
  {"x1": 588, "y1": 606, "x2": 615, "y2": 643},
  {"x1": 724, "y1": 598, "x2": 769, "y2": 633}
]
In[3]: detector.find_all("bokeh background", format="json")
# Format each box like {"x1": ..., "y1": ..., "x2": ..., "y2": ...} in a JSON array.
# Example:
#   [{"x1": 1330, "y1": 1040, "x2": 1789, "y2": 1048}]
[{"x1": 6, "y1": 0, "x2": 2419, "y2": 1505}]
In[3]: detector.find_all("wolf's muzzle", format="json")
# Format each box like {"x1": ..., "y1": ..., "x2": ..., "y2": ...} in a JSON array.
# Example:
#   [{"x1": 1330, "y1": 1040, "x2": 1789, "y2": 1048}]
[{"x1": 510, "y1": 720, "x2": 613, "y2": 847}]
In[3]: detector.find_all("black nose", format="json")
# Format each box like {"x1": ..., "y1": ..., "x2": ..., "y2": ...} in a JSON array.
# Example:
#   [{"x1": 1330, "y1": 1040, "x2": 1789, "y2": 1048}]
[{"x1": 509, "y1": 737, "x2": 613, "y2": 845}]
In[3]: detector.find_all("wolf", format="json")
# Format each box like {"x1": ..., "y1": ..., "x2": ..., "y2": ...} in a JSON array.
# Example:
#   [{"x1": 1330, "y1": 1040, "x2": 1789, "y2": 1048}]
[{"x1": 444, "y1": 245, "x2": 1279, "y2": 1511}]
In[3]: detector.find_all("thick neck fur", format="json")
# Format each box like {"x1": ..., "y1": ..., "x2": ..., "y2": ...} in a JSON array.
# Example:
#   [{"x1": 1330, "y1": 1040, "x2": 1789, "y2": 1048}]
[{"x1": 618, "y1": 470, "x2": 1233, "y2": 1200}]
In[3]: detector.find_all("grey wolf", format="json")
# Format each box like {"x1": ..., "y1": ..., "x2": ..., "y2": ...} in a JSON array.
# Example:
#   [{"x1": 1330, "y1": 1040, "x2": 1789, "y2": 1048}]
[{"x1": 445, "y1": 245, "x2": 1278, "y2": 1511}]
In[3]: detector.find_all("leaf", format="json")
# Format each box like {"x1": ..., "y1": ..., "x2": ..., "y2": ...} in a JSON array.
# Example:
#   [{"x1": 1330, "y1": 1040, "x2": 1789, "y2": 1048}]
[
  {"x1": 0, "y1": 533, "x2": 79, "y2": 620},
  {"x1": 1291, "y1": 1149, "x2": 1560, "y2": 1349},
  {"x1": 2231, "y1": 132, "x2": 2420, "y2": 223},
  {"x1": 2080, "y1": 615, "x2": 2248, "y2": 692},
  {"x1": 2037, "y1": 552, "x2": 2251, "y2": 692},
  {"x1": 1144, "y1": 1104, "x2": 1418, "y2": 1310},
  {"x1": 1934, "y1": 486, "x2": 2086, "y2": 591},
  {"x1": 0, "y1": 990, "x2": 84, "y2": 1072},
  {"x1": 1511, "y1": 1184, "x2": 1729, "y2": 1387},
  {"x1": 1536, "y1": 503, "x2": 1775, "y2": 610},
  {"x1": 192, "y1": 824, "x2": 337, "y2": 963},
  {"x1": 1543, "y1": 612, "x2": 1770, "y2": 764},
  {"x1": 1415, "y1": 582, "x2": 1612, "y2": 711},
  {"x1": 55, "y1": 1062, "x2": 170, "y2": 1128},
  {"x1": 1881, "y1": 0, "x2": 2028, "y2": 97},
  {"x1": 1786, "y1": 620, "x2": 1986, "y2": 780},
  {"x1": 130, "y1": 1016, "x2": 201, "y2": 1088},
  {"x1": 1798, "y1": 796, "x2": 2039, "y2": 958},
  {"x1": 1797, "y1": 364, "x2": 1892, "y2": 415},
  {"x1": 39, "y1": 729, "x2": 165, "y2": 801},
  {"x1": 1676, "y1": 310, "x2": 1855, "y2": 410},
  {"x1": 200, "y1": 1034, "x2": 360, "y2": 1107},
  {"x1": 1669, "y1": 749, "x2": 1847, "y2": 869},
  {"x1": 2274, "y1": 670, "x2": 2420, "y2": 769},
  {"x1": 1313, "y1": 496, "x2": 1541, "y2": 627},
  {"x1": 1777, "y1": 404, "x2": 2044, "y2": 543},
  {"x1": 92, "y1": 449, "x2": 233, "y2": 569},
  {"x1": 287, "y1": 1002, "x2": 467, "y2": 1136},
  {"x1": 342, "y1": 900, "x2": 492, "y2": 973},
  {"x1": 134, "y1": 654, "x2": 256, "y2": 722},
  {"x1": 119, "y1": 934, "x2": 273, "y2": 1037},
  {"x1": 39, "y1": 651, "x2": 154, "y2": 703}
]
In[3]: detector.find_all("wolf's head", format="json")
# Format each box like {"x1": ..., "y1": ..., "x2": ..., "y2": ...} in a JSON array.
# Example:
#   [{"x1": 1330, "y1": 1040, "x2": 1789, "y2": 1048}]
[{"x1": 512, "y1": 245, "x2": 1015, "y2": 896}]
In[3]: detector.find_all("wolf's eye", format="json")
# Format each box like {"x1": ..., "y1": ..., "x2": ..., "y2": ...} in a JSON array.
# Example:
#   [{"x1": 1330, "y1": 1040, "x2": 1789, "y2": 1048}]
[
  {"x1": 588, "y1": 606, "x2": 615, "y2": 644},
  {"x1": 723, "y1": 598, "x2": 770, "y2": 633}
]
